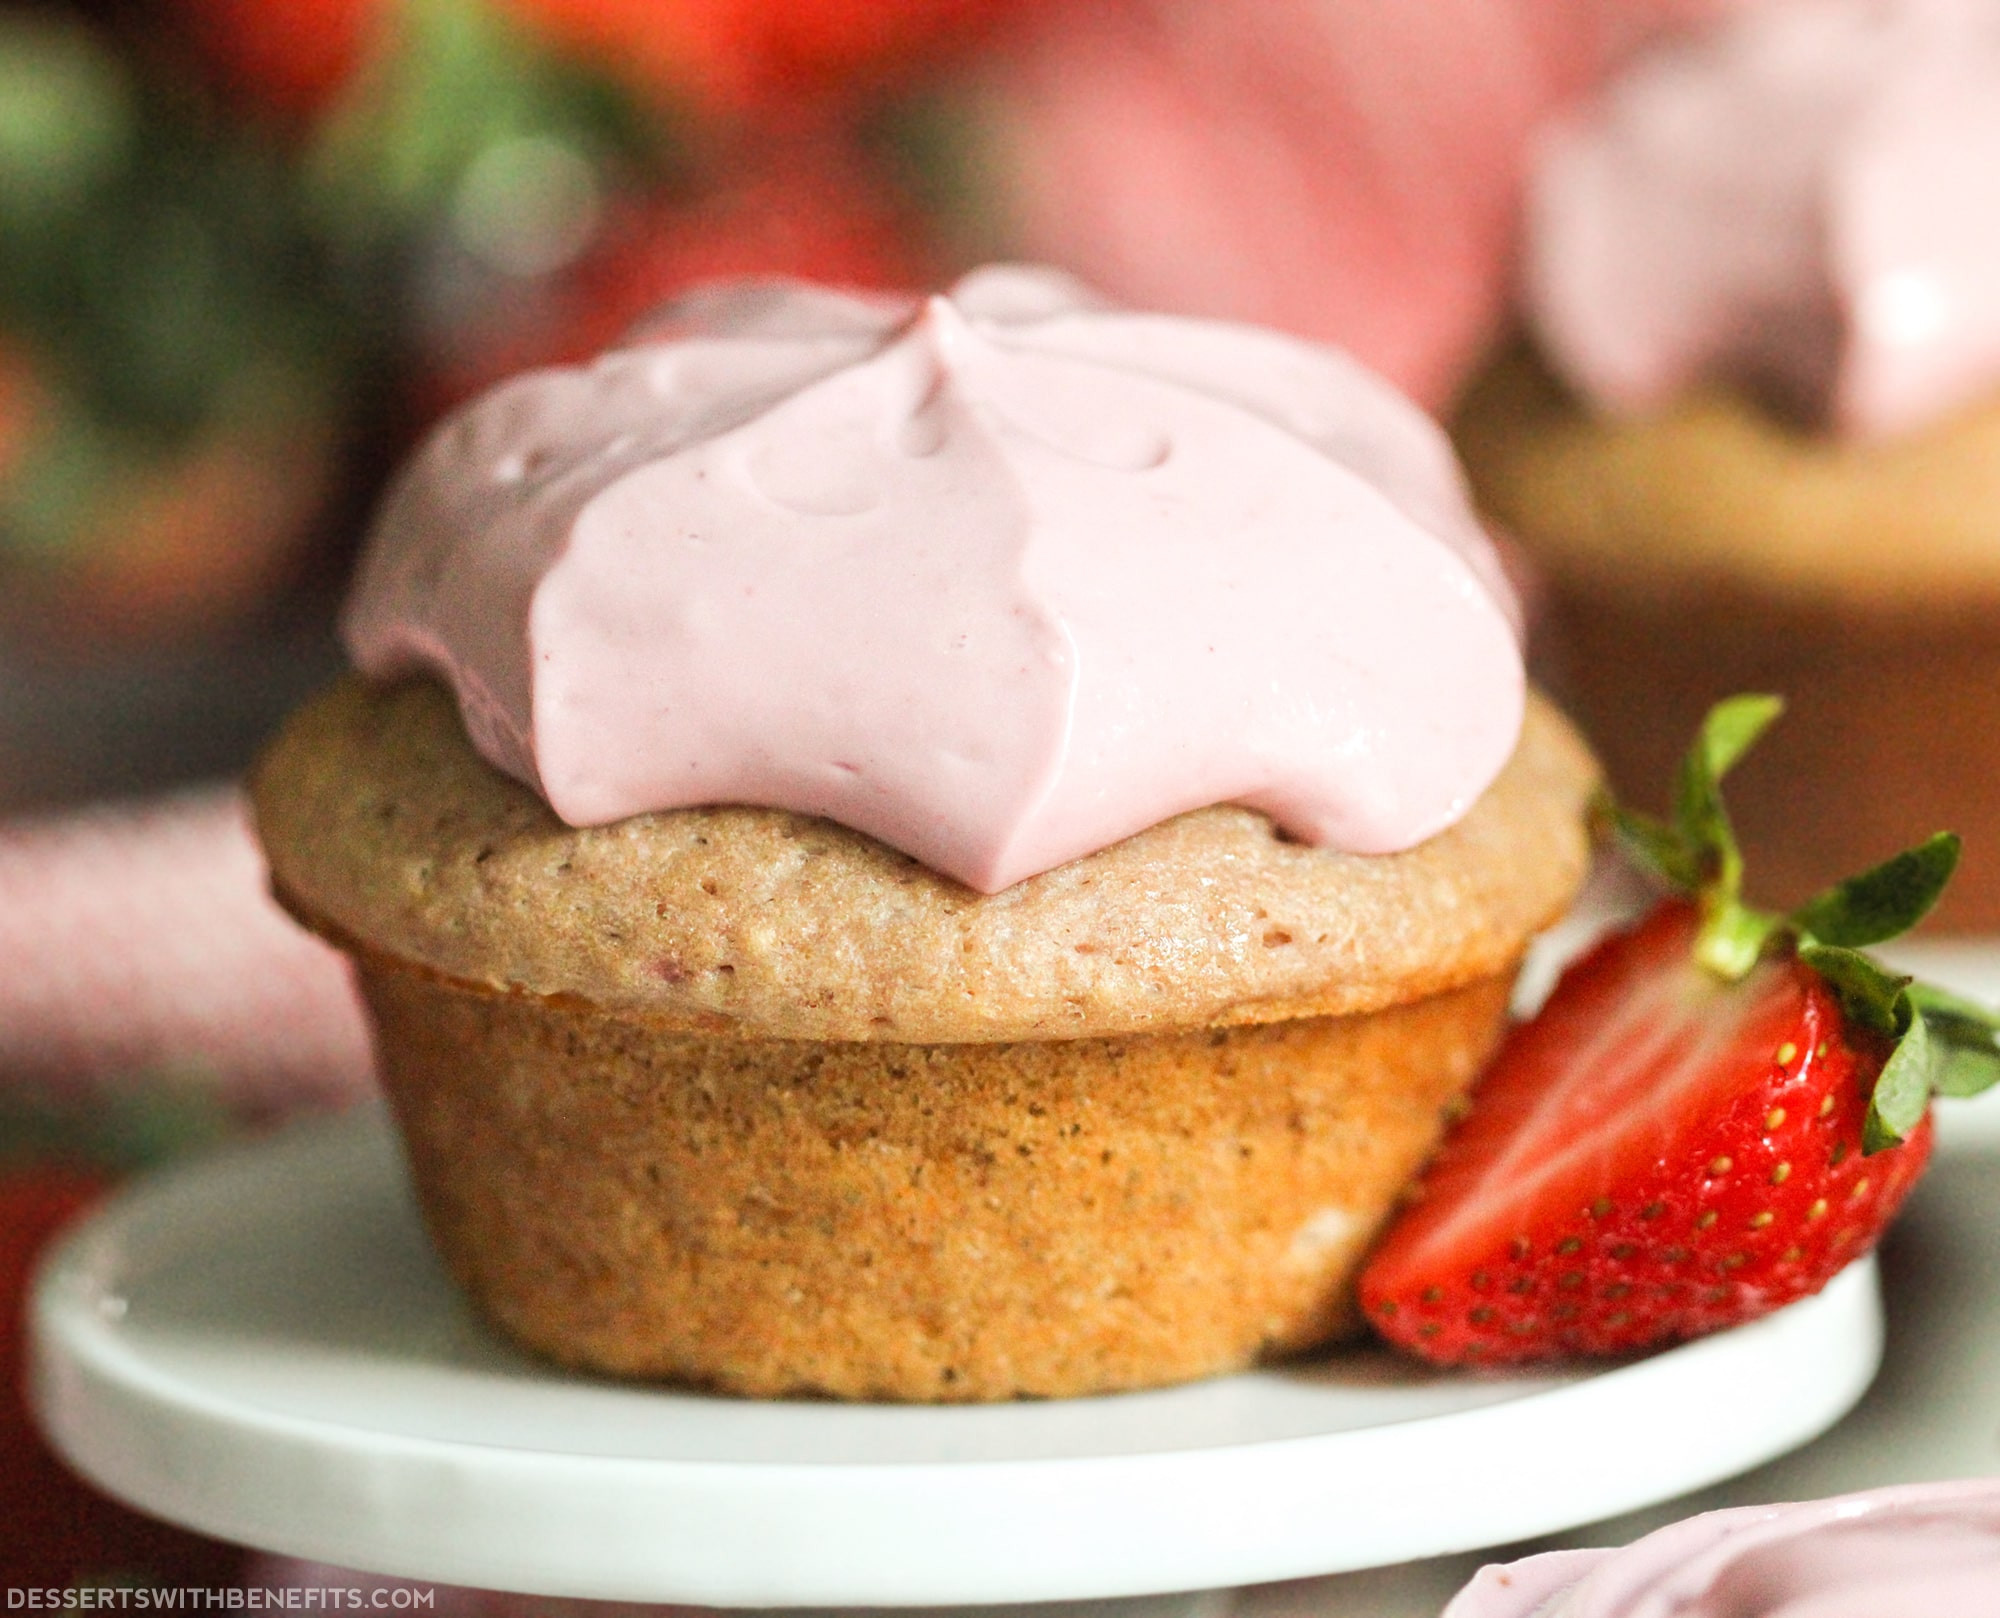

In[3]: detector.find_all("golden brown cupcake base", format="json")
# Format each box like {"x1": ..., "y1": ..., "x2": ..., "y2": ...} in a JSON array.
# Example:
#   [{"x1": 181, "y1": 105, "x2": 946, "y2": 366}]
[
  {"x1": 362, "y1": 949, "x2": 1513, "y2": 1402},
  {"x1": 255, "y1": 674, "x2": 1594, "y2": 1401}
]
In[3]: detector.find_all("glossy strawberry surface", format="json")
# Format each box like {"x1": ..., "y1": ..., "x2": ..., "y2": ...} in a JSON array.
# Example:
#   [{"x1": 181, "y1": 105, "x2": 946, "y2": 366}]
[{"x1": 1360, "y1": 900, "x2": 1933, "y2": 1365}]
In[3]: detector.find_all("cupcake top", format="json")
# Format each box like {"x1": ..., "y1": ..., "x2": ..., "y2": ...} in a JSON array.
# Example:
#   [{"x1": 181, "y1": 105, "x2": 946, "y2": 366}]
[
  {"x1": 1529, "y1": 0, "x2": 2000, "y2": 441},
  {"x1": 254, "y1": 677, "x2": 1593, "y2": 1041},
  {"x1": 1443, "y1": 1479, "x2": 2000, "y2": 1617},
  {"x1": 343, "y1": 265, "x2": 1523, "y2": 894}
]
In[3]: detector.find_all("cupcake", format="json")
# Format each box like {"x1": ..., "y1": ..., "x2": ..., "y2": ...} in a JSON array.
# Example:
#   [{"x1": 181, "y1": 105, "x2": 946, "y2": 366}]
[
  {"x1": 1453, "y1": 0, "x2": 2000, "y2": 926},
  {"x1": 1441, "y1": 1478, "x2": 2000, "y2": 1615},
  {"x1": 252, "y1": 266, "x2": 1597, "y2": 1402}
]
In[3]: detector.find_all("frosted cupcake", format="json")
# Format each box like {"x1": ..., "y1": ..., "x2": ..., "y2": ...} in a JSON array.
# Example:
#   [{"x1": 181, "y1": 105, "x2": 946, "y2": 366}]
[
  {"x1": 1454, "y1": 0, "x2": 2000, "y2": 925},
  {"x1": 253, "y1": 266, "x2": 1596, "y2": 1401},
  {"x1": 1442, "y1": 1478, "x2": 2000, "y2": 1615}
]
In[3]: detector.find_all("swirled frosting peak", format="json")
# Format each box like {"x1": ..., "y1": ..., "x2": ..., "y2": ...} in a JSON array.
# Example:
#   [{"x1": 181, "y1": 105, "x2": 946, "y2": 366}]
[
  {"x1": 343, "y1": 266, "x2": 1522, "y2": 893},
  {"x1": 1443, "y1": 1479, "x2": 2000, "y2": 1617},
  {"x1": 1529, "y1": 0, "x2": 2000, "y2": 439}
]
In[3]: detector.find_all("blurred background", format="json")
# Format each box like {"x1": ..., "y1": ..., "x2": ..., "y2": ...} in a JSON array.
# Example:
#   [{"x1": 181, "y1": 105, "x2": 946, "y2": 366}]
[
  {"x1": 0, "y1": 0, "x2": 1794, "y2": 1592},
  {"x1": 0, "y1": 0, "x2": 1720, "y2": 811}
]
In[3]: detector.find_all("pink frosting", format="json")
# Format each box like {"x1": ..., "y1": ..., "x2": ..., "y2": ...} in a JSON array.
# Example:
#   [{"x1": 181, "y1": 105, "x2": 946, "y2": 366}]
[
  {"x1": 343, "y1": 265, "x2": 1522, "y2": 893},
  {"x1": 1528, "y1": 0, "x2": 2000, "y2": 439},
  {"x1": 1442, "y1": 1479, "x2": 2000, "y2": 1617}
]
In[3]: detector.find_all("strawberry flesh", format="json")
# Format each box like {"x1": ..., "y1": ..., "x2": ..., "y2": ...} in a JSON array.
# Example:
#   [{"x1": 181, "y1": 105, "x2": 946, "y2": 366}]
[{"x1": 1359, "y1": 899, "x2": 1932, "y2": 1365}]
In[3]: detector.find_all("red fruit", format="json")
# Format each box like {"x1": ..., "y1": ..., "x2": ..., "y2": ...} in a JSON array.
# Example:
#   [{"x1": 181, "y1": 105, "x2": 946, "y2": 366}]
[
  {"x1": 1359, "y1": 900, "x2": 1933, "y2": 1366},
  {"x1": 177, "y1": 0, "x2": 1039, "y2": 122},
  {"x1": 173, "y1": 0, "x2": 380, "y2": 120},
  {"x1": 513, "y1": 0, "x2": 1038, "y2": 108}
]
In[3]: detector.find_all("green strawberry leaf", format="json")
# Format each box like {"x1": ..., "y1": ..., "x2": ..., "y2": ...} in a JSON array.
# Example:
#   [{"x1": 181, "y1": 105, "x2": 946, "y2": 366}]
[
  {"x1": 1673, "y1": 693, "x2": 1783, "y2": 897},
  {"x1": 1933, "y1": 1043, "x2": 2000, "y2": 1100},
  {"x1": 1796, "y1": 943, "x2": 1912, "y2": 1038},
  {"x1": 1791, "y1": 832, "x2": 1961, "y2": 948},
  {"x1": 1689, "y1": 692, "x2": 1786, "y2": 785},
  {"x1": 1609, "y1": 803, "x2": 1702, "y2": 893},
  {"x1": 1865, "y1": 1010, "x2": 1934, "y2": 1153},
  {"x1": 1906, "y1": 983, "x2": 2000, "y2": 1100},
  {"x1": 1907, "y1": 981, "x2": 2000, "y2": 1027},
  {"x1": 1637, "y1": 695, "x2": 1788, "y2": 981},
  {"x1": 1796, "y1": 956, "x2": 2000, "y2": 1152},
  {"x1": 1615, "y1": 693, "x2": 2000, "y2": 1152}
]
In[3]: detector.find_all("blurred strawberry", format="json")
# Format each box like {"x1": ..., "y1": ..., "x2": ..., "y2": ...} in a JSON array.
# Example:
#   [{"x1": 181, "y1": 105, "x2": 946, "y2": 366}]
[
  {"x1": 512, "y1": 0, "x2": 1042, "y2": 111},
  {"x1": 0, "y1": 11, "x2": 362, "y2": 647},
  {"x1": 0, "y1": 385, "x2": 340, "y2": 650},
  {"x1": 0, "y1": 1163, "x2": 244, "y2": 1586},
  {"x1": 417, "y1": 154, "x2": 927, "y2": 414},
  {"x1": 175, "y1": 0, "x2": 1041, "y2": 124},
  {"x1": 951, "y1": 0, "x2": 1742, "y2": 409},
  {"x1": 0, "y1": 338, "x2": 41, "y2": 488},
  {"x1": 55, "y1": 418, "x2": 340, "y2": 645},
  {"x1": 174, "y1": 0, "x2": 382, "y2": 121}
]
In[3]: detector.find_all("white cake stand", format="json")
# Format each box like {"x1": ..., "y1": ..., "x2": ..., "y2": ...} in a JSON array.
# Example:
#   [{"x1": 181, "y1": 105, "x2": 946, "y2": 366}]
[{"x1": 31, "y1": 1106, "x2": 1881, "y2": 1607}]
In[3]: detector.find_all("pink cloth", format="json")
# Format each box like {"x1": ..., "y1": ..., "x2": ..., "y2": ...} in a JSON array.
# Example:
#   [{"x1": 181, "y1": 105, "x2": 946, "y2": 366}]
[
  {"x1": 0, "y1": 786, "x2": 373, "y2": 1113},
  {"x1": 971, "y1": 0, "x2": 1746, "y2": 408}
]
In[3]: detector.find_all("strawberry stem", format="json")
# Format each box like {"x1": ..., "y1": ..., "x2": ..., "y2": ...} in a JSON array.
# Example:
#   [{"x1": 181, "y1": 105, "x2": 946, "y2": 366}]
[
  {"x1": 1609, "y1": 697, "x2": 2000, "y2": 1152},
  {"x1": 1693, "y1": 893, "x2": 1777, "y2": 982}
]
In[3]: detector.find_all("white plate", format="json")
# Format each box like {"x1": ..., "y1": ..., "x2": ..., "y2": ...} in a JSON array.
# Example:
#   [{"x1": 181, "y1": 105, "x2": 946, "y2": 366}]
[{"x1": 31, "y1": 1106, "x2": 1881, "y2": 1607}]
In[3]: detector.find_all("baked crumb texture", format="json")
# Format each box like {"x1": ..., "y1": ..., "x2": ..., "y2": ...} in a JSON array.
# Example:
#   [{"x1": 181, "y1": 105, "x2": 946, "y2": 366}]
[
  {"x1": 363, "y1": 950, "x2": 1511, "y2": 1401},
  {"x1": 1456, "y1": 344, "x2": 2000, "y2": 606},
  {"x1": 253, "y1": 677, "x2": 1596, "y2": 1042},
  {"x1": 254, "y1": 673, "x2": 1593, "y2": 1400}
]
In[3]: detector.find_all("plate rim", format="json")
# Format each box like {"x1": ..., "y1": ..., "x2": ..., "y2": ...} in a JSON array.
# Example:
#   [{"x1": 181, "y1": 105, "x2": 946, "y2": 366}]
[{"x1": 30, "y1": 1108, "x2": 1884, "y2": 1606}]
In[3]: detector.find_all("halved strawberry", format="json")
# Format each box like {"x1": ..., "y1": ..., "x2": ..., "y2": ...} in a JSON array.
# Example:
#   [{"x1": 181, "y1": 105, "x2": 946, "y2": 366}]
[{"x1": 1360, "y1": 696, "x2": 2000, "y2": 1365}]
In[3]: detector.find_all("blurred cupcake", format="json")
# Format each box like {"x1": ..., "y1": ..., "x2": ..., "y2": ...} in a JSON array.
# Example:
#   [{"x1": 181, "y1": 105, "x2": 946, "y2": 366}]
[
  {"x1": 953, "y1": 0, "x2": 1737, "y2": 409},
  {"x1": 1454, "y1": 0, "x2": 2000, "y2": 925},
  {"x1": 1442, "y1": 1478, "x2": 2000, "y2": 1615},
  {"x1": 253, "y1": 267, "x2": 1596, "y2": 1401}
]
